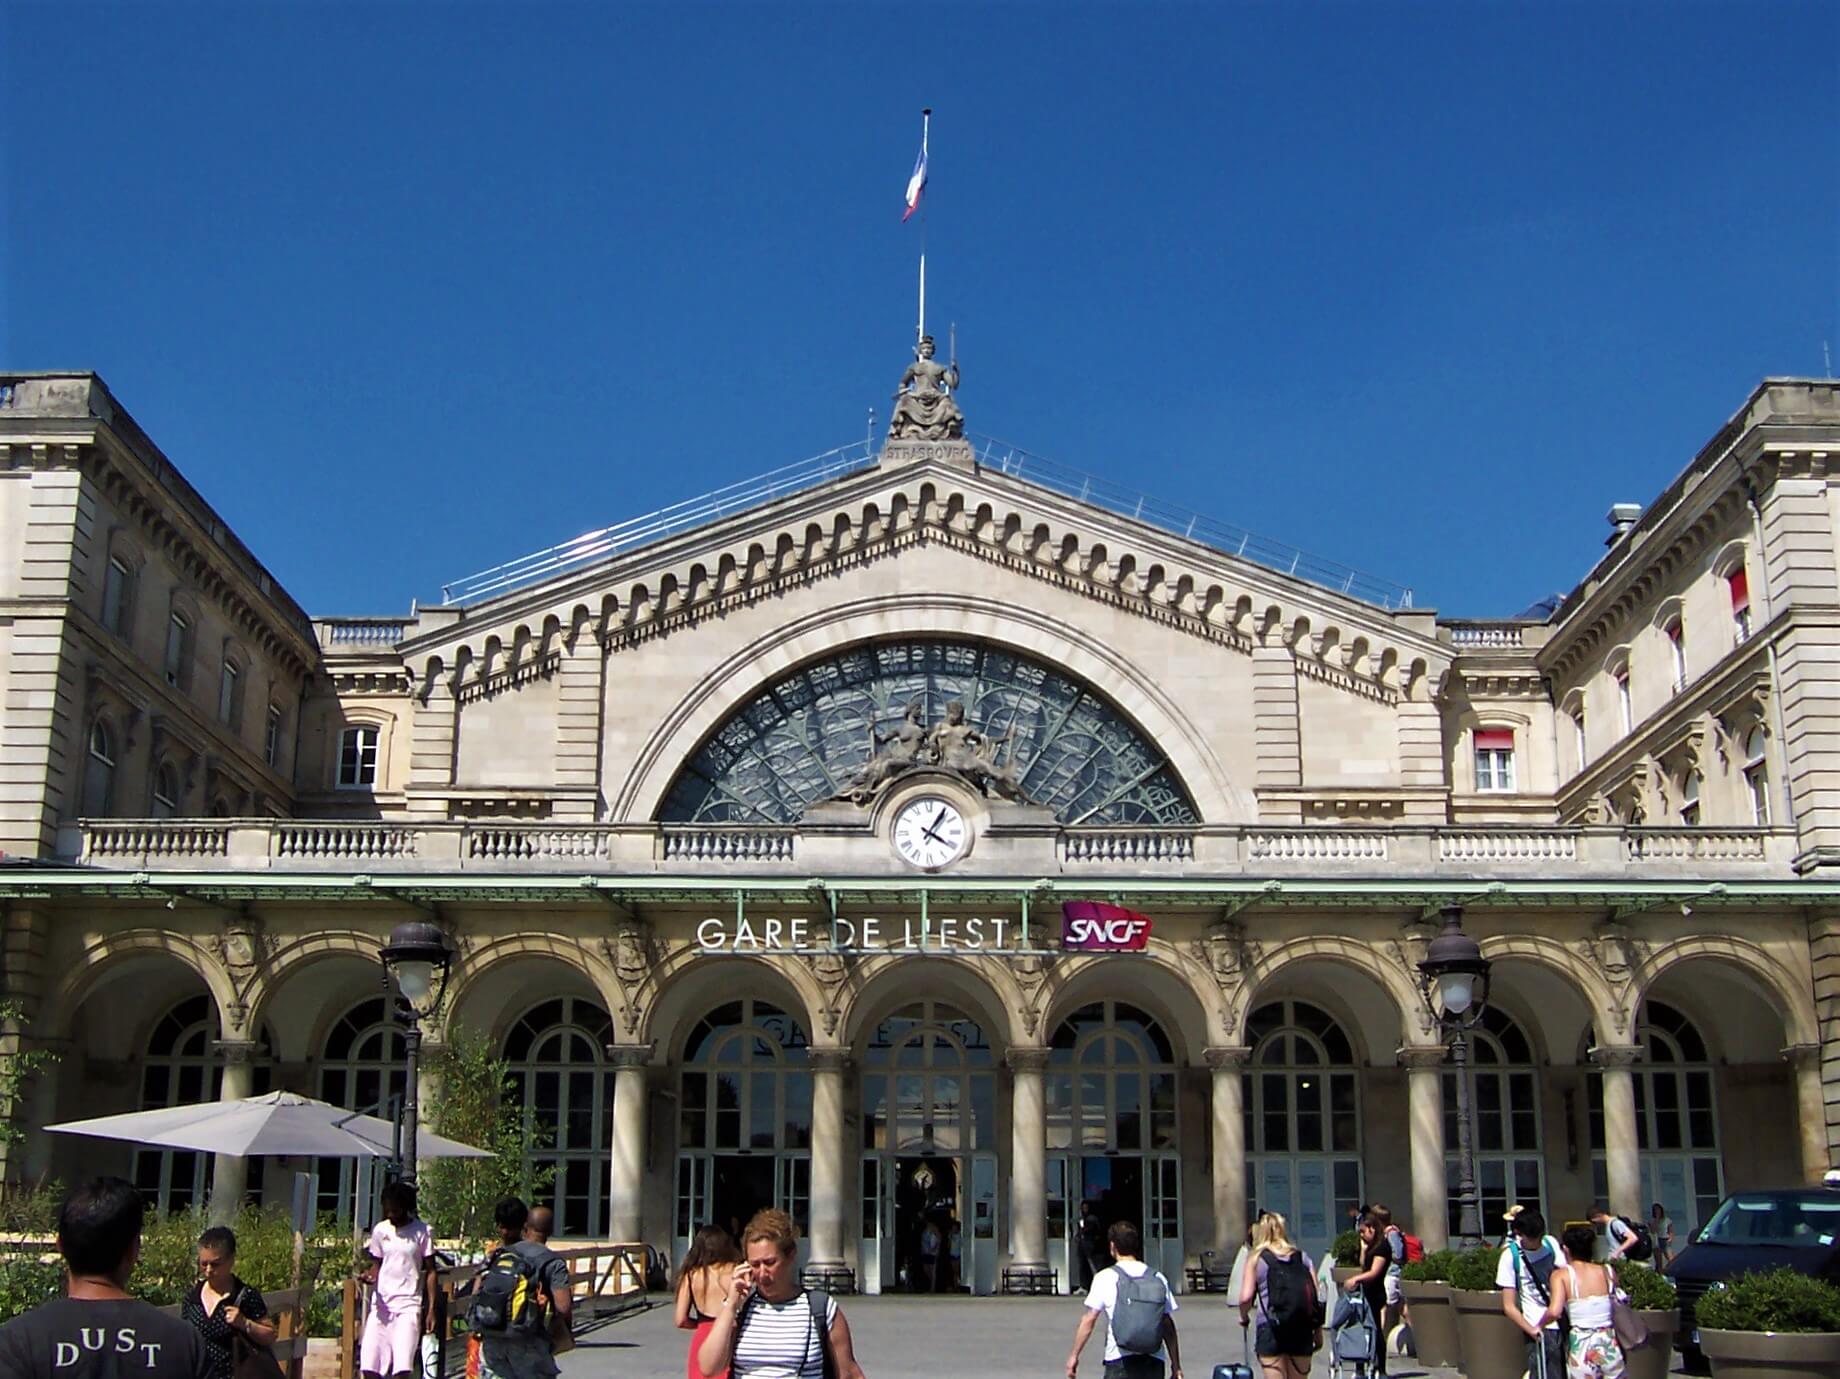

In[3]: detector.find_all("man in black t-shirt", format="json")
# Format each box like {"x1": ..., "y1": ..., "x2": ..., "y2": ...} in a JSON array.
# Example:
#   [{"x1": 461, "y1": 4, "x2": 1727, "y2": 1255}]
[{"x1": 0, "y1": 1176, "x2": 211, "y2": 1378}]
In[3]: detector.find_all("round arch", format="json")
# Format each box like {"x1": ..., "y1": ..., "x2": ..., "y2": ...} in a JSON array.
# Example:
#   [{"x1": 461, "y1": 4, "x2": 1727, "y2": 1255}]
[
  {"x1": 42, "y1": 929, "x2": 240, "y2": 1042},
  {"x1": 1636, "y1": 935, "x2": 1817, "y2": 1047},
  {"x1": 1480, "y1": 934, "x2": 1623, "y2": 1052},
  {"x1": 1233, "y1": 935, "x2": 1422, "y2": 1053},
  {"x1": 841, "y1": 956, "x2": 1024, "y2": 1053},
  {"x1": 612, "y1": 596, "x2": 1247, "y2": 824},
  {"x1": 442, "y1": 934, "x2": 620, "y2": 1045},
  {"x1": 1040, "y1": 947, "x2": 1215, "y2": 1062},
  {"x1": 641, "y1": 952, "x2": 823, "y2": 1056}
]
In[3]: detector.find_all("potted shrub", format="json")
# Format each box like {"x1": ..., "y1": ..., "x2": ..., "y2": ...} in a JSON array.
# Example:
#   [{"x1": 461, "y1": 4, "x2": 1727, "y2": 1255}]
[
  {"x1": 1400, "y1": 1249, "x2": 1460, "y2": 1368},
  {"x1": 1694, "y1": 1267, "x2": 1840, "y2": 1379},
  {"x1": 1449, "y1": 1245, "x2": 1527, "y2": 1379},
  {"x1": 1330, "y1": 1229, "x2": 1361, "y2": 1285},
  {"x1": 1610, "y1": 1262, "x2": 1678, "y2": 1379}
]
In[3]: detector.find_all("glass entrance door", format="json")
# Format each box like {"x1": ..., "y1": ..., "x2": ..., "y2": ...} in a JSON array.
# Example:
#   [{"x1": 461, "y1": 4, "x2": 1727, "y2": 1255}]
[
  {"x1": 1249, "y1": 1156, "x2": 1357, "y2": 1268},
  {"x1": 861, "y1": 1153, "x2": 997, "y2": 1293}
]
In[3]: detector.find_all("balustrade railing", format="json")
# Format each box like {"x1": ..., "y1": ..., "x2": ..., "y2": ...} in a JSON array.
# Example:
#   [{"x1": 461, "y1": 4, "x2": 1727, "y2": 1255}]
[
  {"x1": 1247, "y1": 830, "x2": 1390, "y2": 861},
  {"x1": 1623, "y1": 828, "x2": 1770, "y2": 862},
  {"x1": 85, "y1": 821, "x2": 230, "y2": 861},
  {"x1": 274, "y1": 823, "x2": 418, "y2": 859},
  {"x1": 318, "y1": 618, "x2": 415, "y2": 647},
  {"x1": 1059, "y1": 830, "x2": 1196, "y2": 864},
  {"x1": 464, "y1": 826, "x2": 613, "y2": 861},
  {"x1": 660, "y1": 827, "x2": 797, "y2": 863},
  {"x1": 1438, "y1": 830, "x2": 1578, "y2": 863}
]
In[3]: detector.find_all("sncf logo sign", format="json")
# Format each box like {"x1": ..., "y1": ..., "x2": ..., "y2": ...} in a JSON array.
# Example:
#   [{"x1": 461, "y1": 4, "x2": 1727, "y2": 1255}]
[{"x1": 1060, "y1": 901, "x2": 1153, "y2": 951}]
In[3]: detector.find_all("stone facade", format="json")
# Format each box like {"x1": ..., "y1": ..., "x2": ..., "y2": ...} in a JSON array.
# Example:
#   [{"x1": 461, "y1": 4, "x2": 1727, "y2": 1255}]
[{"x1": 2, "y1": 373, "x2": 1837, "y2": 1292}]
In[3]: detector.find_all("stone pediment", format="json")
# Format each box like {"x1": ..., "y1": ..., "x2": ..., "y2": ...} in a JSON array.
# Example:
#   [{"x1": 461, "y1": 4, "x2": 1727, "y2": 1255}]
[{"x1": 382, "y1": 445, "x2": 1449, "y2": 708}]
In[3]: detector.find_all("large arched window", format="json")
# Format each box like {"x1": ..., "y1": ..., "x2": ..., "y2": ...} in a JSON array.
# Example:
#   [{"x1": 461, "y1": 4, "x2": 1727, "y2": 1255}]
[
  {"x1": 133, "y1": 996, "x2": 272, "y2": 1211},
  {"x1": 1443, "y1": 1006, "x2": 1542, "y2": 1236},
  {"x1": 677, "y1": 1000, "x2": 813, "y2": 1244},
  {"x1": 316, "y1": 997, "x2": 406, "y2": 1221},
  {"x1": 505, "y1": 997, "x2": 615, "y2": 1238},
  {"x1": 1588, "y1": 1000, "x2": 1723, "y2": 1235},
  {"x1": 1244, "y1": 999, "x2": 1361, "y2": 1262},
  {"x1": 658, "y1": 639, "x2": 1199, "y2": 826},
  {"x1": 863, "y1": 1001, "x2": 995, "y2": 1155}
]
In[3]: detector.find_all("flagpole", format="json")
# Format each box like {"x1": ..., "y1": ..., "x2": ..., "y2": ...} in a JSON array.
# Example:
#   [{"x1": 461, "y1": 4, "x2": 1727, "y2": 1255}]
[{"x1": 917, "y1": 108, "x2": 930, "y2": 347}]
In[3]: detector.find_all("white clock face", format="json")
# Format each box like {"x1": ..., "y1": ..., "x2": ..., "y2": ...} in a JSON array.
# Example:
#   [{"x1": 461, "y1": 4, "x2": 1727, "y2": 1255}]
[{"x1": 892, "y1": 797, "x2": 969, "y2": 870}]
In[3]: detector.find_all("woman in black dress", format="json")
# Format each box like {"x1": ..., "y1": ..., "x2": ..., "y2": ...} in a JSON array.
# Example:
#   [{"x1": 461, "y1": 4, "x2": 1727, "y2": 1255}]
[{"x1": 181, "y1": 1225, "x2": 278, "y2": 1379}]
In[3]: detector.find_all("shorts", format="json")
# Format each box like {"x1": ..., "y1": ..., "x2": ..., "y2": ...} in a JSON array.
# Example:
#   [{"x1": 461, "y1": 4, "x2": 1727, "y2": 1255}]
[
  {"x1": 1255, "y1": 1321, "x2": 1316, "y2": 1358},
  {"x1": 360, "y1": 1299, "x2": 423, "y2": 1376},
  {"x1": 1102, "y1": 1357, "x2": 1164, "y2": 1379},
  {"x1": 1384, "y1": 1275, "x2": 1403, "y2": 1307}
]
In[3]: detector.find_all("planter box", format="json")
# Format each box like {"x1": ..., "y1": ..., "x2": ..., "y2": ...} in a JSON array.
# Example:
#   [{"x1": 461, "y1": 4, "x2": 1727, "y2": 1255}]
[
  {"x1": 1401, "y1": 1279, "x2": 1459, "y2": 1368},
  {"x1": 1451, "y1": 1287, "x2": 1527, "y2": 1379},
  {"x1": 1332, "y1": 1266, "x2": 1359, "y2": 1286},
  {"x1": 1621, "y1": 1308, "x2": 1678, "y2": 1379},
  {"x1": 1699, "y1": 1327, "x2": 1840, "y2": 1379}
]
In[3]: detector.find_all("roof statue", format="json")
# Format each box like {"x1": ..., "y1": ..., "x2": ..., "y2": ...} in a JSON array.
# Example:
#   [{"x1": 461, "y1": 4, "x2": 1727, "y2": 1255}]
[
  {"x1": 837, "y1": 698, "x2": 1028, "y2": 805},
  {"x1": 888, "y1": 335, "x2": 963, "y2": 440}
]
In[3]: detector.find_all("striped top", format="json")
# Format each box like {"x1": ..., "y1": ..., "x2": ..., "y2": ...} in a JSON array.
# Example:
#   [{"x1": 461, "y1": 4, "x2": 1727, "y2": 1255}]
[{"x1": 731, "y1": 1290, "x2": 837, "y2": 1379}]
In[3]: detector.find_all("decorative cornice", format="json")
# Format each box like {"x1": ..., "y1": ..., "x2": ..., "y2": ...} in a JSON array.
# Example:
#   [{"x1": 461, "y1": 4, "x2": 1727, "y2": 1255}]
[
  {"x1": 1203, "y1": 1045, "x2": 1252, "y2": 1070},
  {"x1": 1005, "y1": 1047, "x2": 1052, "y2": 1074},
  {"x1": 1588, "y1": 1043, "x2": 1643, "y2": 1068}
]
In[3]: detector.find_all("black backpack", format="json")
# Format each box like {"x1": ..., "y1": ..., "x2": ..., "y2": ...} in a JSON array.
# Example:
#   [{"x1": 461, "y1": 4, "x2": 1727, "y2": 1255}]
[
  {"x1": 470, "y1": 1246, "x2": 547, "y2": 1336},
  {"x1": 1618, "y1": 1217, "x2": 1655, "y2": 1262},
  {"x1": 1259, "y1": 1248, "x2": 1322, "y2": 1332}
]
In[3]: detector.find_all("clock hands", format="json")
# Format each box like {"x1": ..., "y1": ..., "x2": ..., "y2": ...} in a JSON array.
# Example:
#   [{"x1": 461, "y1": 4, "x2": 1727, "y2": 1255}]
[{"x1": 921, "y1": 805, "x2": 954, "y2": 846}]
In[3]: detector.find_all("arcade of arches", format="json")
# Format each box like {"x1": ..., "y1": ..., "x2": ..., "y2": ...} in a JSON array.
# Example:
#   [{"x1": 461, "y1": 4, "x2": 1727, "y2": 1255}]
[{"x1": 16, "y1": 911, "x2": 1824, "y2": 1295}]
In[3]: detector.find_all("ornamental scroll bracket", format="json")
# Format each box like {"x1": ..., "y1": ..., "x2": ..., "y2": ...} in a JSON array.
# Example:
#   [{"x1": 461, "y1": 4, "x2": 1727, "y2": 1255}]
[{"x1": 603, "y1": 919, "x2": 659, "y2": 1038}]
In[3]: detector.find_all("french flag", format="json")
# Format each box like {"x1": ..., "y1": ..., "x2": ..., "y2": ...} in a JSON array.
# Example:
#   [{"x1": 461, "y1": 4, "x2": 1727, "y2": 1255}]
[{"x1": 903, "y1": 142, "x2": 928, "y2": 221}]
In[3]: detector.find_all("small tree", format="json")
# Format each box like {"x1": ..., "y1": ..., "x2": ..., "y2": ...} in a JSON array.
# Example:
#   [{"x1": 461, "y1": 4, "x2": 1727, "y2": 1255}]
[
  {"x1": 415, "y1": 1024, "x2": 552, "y2": 1247},
  {"x1": 0, "y1": 1000, "x2": 57, "y2": 1152}
]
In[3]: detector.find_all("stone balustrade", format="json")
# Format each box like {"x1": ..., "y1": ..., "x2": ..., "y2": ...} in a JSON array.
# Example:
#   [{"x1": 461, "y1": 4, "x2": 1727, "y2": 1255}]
[{"x1": 69, "y1": 819, "x2": 1796, "y2": 877}]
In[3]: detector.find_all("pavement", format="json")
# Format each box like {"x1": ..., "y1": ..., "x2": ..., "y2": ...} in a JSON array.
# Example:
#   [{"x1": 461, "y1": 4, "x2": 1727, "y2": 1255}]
[{"x1": 555, "y1": 1295, "x2": 1460, "y2": 1379}]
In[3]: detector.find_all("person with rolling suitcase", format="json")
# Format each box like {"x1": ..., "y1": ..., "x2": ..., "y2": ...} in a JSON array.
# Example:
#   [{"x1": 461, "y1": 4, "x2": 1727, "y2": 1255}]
[{"x1": 1235, "y1": 1212, "x2": 1320, "y2": 1379}]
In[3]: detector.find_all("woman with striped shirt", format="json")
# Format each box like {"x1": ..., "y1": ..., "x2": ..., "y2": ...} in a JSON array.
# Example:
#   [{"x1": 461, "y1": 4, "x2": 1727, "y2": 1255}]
[{"x1": 696, "y1": 1209, "x2": 868, "y2": 1379}]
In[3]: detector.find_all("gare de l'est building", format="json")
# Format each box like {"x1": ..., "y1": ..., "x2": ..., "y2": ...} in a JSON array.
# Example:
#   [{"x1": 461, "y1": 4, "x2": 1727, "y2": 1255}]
[{"x1": 1, "y1": 365, "x2": 1838, "y2": 1295}]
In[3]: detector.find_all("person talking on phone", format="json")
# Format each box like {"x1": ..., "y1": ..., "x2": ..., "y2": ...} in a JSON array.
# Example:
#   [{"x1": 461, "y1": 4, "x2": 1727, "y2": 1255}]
[{"x1": 695, "y1": 1209, "x2": 866, "y2": 1379}]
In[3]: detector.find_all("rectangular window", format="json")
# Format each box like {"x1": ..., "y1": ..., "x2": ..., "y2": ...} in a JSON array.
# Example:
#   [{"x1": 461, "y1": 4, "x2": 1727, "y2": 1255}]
[
  {"x1": 218, "y1": 662, "x2": 242, "y2": 728},
  {"x1": 1729, "y1": 570, "x2": 1752, "y2": 642},
  {"x1": 337, "y1": 725, "x2": 379, "y2": 788},
  {"x1": 265, "y1": 705, "x2": 283, "y2": 767},
  {"x1": 1474, "y1": 728, "x2": 1516, "y2": 793},
  {"x1": 1572, "y1": 710, "x2": 1587, "y2": 773},
  {"x1": 1667, "y1": 621, "x2": 1687, "y2": 693},
  {"x1": 1617, "y1": 671, "x2": 1633, "y2": 733},
  {"x1": 164, "y1": 613, "x2": 190, "y2": 687},
  {"x1": 1746, "y1": 764, "x2": 1770, "y2": 826},
  {"x1": 102, "y1": 557, "x2": 132, "y2": 636},
  {"x1": 1680, "y1": 774, "x2": 1701, "y2": 827}
]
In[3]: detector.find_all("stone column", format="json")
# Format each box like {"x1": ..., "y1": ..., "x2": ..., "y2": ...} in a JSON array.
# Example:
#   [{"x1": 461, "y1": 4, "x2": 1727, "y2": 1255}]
[
  {"x1": 1592, "y1": 1044, "x2": 1643, "y2": 1213},
  {"x1": 806, "y1": 1049, "x2": 852, "y2": 1276},
  {"x1": 1784, "y1": 1044, "x2": 1832, "y2": 1184},
  {"x1": 1401, "y1": 1045, "x2": 1450, "y2": 1251},
  {"x1": 607, "y1": 1045, "x2": 652, "y2": 1242},
  {"x1": 1205, "y1": 1046, "x2": 1250, "y2": 1258},
  {"x1": 209, "y1": 1040, "x2": 260, "y2": 1225},
  {"x1": 1007, "y1": 1047, "x2": 1050, "y2": 1266}
]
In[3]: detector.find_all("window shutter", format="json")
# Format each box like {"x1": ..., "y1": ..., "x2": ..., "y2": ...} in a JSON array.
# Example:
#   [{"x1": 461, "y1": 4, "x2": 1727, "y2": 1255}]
[
  {"x1": 1474, "y1": 729, "x2": 1515, "y2": 750},
  {"x1": 1728, "y1": 569, "x2": 1749, "y2": 612}
]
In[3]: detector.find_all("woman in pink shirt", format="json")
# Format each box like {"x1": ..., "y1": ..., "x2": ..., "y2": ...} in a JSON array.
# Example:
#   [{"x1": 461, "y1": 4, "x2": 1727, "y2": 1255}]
[{"x1": 360, "y1": 1180, "x2": 436, "y2": 1379}]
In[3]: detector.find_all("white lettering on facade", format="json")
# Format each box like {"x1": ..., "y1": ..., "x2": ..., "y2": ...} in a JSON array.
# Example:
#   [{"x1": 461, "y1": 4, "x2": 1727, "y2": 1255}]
[{"x1": 695, "y1": 913, "x2": 1019, "y2": 953}]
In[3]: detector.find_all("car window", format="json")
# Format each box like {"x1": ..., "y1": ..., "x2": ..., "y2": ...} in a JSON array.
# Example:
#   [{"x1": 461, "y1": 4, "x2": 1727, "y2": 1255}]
[{"x1": 1699, "y1": 1196, "x2": 1840, "y2": 1247}]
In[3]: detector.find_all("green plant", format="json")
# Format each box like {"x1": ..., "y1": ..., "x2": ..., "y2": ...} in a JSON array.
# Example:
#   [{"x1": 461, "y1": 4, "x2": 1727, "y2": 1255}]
[
  {"x1": 1612, "y1": 1261, "x2": 1677, "y2": 1311},
  {"x1": 0, "y1": 1253, "x2": 62, "y2": 1323},
  {"x1": 1694, "y1": 1267, "x2": 1840, "y2": 1334},
  {"x1": 1331, "y1": 1229, "x2": 1361, "y2": 1267},
  {"x1": 415, "y1": 1023, "x2": 555, "y2": 1249},
  {"x1": 133, "y1": 1206, "x2": 351, "y2": 1337},
  {"x1": 1446, "y1": 1244, "x2": 1503, "y2": 1292},
  {"x1": 1402, "y1": 1248, "x2": 1458, "y2": 1284},
  {"x1": 0, "y1": 1178, "x2": 63, "y2": 1235},
  {"x1": 0, "y1": 1002, "x2": 58, "y2": 1151}
]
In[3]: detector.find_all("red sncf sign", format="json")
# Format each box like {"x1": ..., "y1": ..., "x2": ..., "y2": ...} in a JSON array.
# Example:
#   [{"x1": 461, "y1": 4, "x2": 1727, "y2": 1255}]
[{"x1": 1060, "y1": 901, "x2": 1153, "y2": 951}]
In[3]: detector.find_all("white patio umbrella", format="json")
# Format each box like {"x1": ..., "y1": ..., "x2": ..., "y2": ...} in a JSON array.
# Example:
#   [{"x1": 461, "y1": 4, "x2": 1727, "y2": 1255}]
[{"x1": 45, "y1": 1090, "x2": 492, "y2": 1159}]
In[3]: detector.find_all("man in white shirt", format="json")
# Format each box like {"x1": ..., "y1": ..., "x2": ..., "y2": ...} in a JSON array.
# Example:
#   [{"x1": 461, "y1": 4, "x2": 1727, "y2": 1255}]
[
  {"x1": 1589, "y1": 1205, "x2": 1636, "y2": 1260},
  {"x1": 1066, "y1": 1222, "x2": 1183, "y2": 1379},
  {"x1": 1497, "y1": 1209, "x2": 1565, "y2": 1379}
]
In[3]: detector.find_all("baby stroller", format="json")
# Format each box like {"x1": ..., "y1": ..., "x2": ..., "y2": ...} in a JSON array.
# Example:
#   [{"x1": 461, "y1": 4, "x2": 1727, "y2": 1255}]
[{"x1": 1329, "y1": 1289, "x2": 1378, "y2": 1379}]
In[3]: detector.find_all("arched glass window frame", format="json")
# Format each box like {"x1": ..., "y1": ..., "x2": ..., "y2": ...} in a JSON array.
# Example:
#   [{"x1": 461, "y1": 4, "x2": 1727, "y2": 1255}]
[
  {"x1": 316, "y1": 996, "x2": 407, "y2": 1221},
  {"x1": 134, "y1": 995, "x2": 273, "y2": 1212},
  {"x1": 862, "y1": 1000, "x2": 995, "y2": 1155},
  {"x1": 679, "y1": 999, "x2": 813, "y2": 1153},
  {"x1": 1441, "y1": 1005, "x2": 1543, "y2": 1237},
  {"x1": 1046, "y1": 1000, "x2": 1179, "y2": 1155},
  {"x1": 505, "y1": 995, "x2": 616, "y2": 1238},
  {"x1": 82, "y1": 717, "x2": 116, "y2": 817},
  {"x1": 1242, "y1": 998, "x2": 1363, "y2": 1236},
  {"x1": 1743, "y1": 728, "x2": 1770, "y2": 826},
  {"x1": 150, "y1": 762, "x2": 181, "y2": 818},
  {"x1": 658, "y1": 639, "x2": 1200, "y2": 827}
]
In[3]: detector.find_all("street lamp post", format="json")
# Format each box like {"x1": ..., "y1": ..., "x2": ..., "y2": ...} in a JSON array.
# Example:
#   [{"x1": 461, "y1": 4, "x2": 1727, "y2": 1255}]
[
  {"x1": 1416, "y1": 903, "x2": 1493, "y2": 1249},
  {"x1": 380, "y1": 919, "x2": 452, "y2": 1185}
]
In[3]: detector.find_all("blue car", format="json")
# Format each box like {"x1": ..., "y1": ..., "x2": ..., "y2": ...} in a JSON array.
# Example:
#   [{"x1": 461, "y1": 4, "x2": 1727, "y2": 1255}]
[{"x1": 1666, "y1": 1187, "x2": 1840, "y2": 1373}]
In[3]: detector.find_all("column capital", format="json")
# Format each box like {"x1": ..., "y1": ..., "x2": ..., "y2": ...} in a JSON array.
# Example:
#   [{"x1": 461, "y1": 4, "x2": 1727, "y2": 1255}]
[
  {"x1": 1782, "y1": 1042, "x2": 1823, "y2": 1071},
  {"x1": 1005, "y1": 1046, "x2": 1051, "y2": 1074},
  {"x1": 1397, "y1": 1044, "x2": 1449, "y2": 1069},
  {"x1": 213, "y1": 1039, "x2": 262, "y2": 1065},
  {"x1": 807, "y1": 1048, "x2": 854, "y2": 1074},
  {"x1": 605, "y1": 1042, "x2": 655, "y2": 1068},
  {"x1": 1589, "y1": 1043, "x2": 1644, "y2": 1068},
  {"x1": 1203, "y1": 1045, "x2": 1252, "y2": 1070}
]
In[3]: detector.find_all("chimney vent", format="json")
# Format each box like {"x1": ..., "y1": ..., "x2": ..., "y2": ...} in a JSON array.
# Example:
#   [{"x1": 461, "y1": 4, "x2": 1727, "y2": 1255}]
[{"x1": 1606, "y1": 503, "x2": 1642, "y2": 546}]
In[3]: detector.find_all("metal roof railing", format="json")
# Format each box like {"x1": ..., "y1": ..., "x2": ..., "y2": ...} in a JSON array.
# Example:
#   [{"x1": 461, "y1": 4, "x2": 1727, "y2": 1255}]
[
  {"x1": 438, "y1": 431, "x2": 1416, "y2": 612},
  {"x1": 439, "y1": 440, "x2": 877, "y2": 604},
  {"x1": 967, "y1": 433, "x2": 1416, "y2": 611}
]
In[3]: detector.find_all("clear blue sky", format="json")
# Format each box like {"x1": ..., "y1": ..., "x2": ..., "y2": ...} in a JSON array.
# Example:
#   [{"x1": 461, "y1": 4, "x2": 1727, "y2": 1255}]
[{"x1": 4, "y1": 2, "x2": 1836, "y2": 618}]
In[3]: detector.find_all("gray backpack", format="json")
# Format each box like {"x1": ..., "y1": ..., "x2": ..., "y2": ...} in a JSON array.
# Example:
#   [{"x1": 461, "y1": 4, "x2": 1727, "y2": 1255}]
[{"x1": 1110, "y1": 1267, "x2": 1168, "y2": 1355}]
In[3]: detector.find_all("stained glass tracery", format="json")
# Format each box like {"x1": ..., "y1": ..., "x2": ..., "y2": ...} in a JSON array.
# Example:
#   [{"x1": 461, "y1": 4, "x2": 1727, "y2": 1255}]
[{"x1": 658, "y1": 639, "x2": 1199, "y2": 826}]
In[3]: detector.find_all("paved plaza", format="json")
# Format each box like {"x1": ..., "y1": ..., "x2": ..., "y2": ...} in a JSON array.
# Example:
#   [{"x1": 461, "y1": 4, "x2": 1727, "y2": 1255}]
[{"x1": 558, "y1": 1296, "x2": 1447, "y2": 1379}]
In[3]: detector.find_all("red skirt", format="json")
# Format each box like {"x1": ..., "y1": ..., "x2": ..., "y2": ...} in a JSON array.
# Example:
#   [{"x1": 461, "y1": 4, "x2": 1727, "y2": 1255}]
[{"x1": 689, "y1": 1317, "x2": 727, "y2": 1379}]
